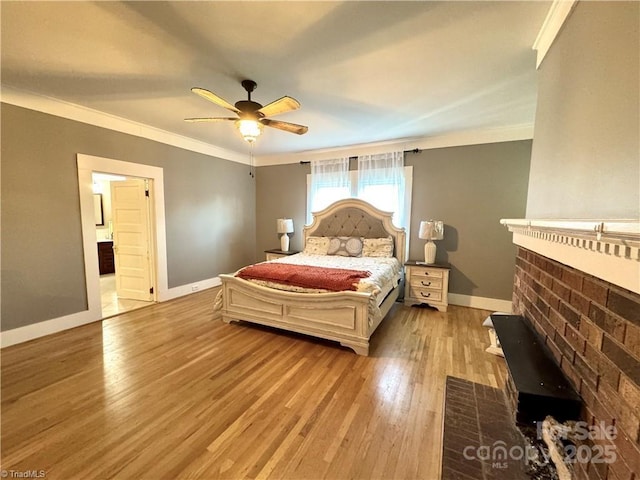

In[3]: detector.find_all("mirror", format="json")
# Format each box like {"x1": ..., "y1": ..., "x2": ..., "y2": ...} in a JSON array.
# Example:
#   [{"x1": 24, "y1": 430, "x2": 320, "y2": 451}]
[{"x1": 94, "y1": 193, "x2": 104, "y2": 226}]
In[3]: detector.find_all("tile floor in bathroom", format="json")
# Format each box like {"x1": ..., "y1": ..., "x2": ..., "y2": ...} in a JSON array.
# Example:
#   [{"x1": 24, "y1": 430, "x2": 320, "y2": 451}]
[{"x1": 100, "y1": 273, "x2": 154, "y2": 318}]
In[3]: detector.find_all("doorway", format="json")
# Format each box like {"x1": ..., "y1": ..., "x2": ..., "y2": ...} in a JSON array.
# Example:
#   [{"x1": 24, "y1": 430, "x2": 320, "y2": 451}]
[
  {"x1": 78, "y1": 154, "x2": 168, "y2": 323},
  {"x1": 93, "y1": 173, "x2": 155, "y2": 317}
]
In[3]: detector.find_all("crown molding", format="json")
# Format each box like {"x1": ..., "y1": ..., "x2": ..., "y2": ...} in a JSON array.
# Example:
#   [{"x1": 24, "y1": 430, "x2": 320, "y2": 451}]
[
  {"x1": 500, "y1": 218, "x2": 640, "y2": 294},
  {"x1": 1, "y1": 85, "x2": 534, "y2": 168},
  {"x1": 257, "y1": 123, "x2": 534, "y2": 167},
  {"x1": 0, "y1": 85, "x2": 249, "y2": 165},
  {"x1": 532, "y1": 0, "x2": 578, "y2": 69}
]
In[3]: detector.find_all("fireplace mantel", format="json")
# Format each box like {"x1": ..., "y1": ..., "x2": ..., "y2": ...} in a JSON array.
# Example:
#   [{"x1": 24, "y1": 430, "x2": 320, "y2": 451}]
[{"x1": 500, "y1": 219, "x2": 640, "y2": 294}]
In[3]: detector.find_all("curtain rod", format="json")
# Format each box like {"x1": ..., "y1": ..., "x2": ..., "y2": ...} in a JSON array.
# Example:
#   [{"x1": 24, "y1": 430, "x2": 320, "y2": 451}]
[{"x1": 299, "y1": 148, "x2": 421, "y2": 165}]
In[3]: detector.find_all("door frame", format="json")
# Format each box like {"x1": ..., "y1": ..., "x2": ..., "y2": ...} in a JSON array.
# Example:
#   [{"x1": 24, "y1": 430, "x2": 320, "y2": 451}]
[{"x1": 77, "y1": 154, "x2": 168, "y2": 318}]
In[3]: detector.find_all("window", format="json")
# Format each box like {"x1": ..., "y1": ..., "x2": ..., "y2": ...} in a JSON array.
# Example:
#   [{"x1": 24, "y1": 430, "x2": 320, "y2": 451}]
[
  {"x1": 308, "y1": 157, "x2": 351, "y2": 214},
  {"x1": 358, "y1": 182, "x2": 403, "y2": 223},
  {"x1": 357, "y1": 152, "x2": 406, "y2": 228},
  {"x1": 311, "y1": 185, "x2": 352, "y2": 213},
  {"x1": 306, "y1": 165, "x2": 413, "y2": 237}
]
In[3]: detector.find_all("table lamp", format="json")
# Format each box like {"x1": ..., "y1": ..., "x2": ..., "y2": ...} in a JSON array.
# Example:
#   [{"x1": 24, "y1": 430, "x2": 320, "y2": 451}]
[
  {"x1": 277, "y1": 218, "x2": 294, "y2": 252},
  {"x1": 419, "y1": 220, "x2": 444, "y2": 264}
]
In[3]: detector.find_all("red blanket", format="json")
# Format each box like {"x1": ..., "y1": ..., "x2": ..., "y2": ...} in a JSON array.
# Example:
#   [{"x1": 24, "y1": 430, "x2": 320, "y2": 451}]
[{"x1": 237, "y1": 263, "x2": 371, "y2": 292}]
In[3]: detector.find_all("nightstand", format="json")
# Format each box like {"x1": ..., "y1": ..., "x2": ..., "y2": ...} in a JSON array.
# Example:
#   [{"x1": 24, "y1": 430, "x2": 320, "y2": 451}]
[
  {"x1": 404, "y1": 261, "x2": 450, "y2": 312},
  {"x1": 264, "y1": 249, "x2": 300, "y2": 261}
]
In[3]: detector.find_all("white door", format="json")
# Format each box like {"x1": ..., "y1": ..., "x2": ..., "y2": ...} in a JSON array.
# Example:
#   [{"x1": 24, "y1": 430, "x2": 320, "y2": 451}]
[{"x1": 111, "y1": 178, "x2": 154, "y2": 301}]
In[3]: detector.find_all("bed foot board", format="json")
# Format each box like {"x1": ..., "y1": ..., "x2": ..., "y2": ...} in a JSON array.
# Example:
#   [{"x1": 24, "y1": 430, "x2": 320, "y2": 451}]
[
  {"x1": 223, "y1": 314, "x2": 371, "y2": 356},
  {"x1": 340, "y1": 341, "x2": 370, "y2": 356}
]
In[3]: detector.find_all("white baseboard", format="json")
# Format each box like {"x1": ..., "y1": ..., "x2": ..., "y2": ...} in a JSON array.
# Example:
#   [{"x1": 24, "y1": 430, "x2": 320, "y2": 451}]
[
  {"x1": 1, "y1": 276, "x2": 222, "y2": 348},
  {"x1": 0, "y1": 309, "x2": 100, "y2": 348},
  {"x1": 161, "y1": 277, "x2": 221, "y2": 301},
  {"x1": 448, "y1": 293, "x2": 512, "y2": 313}
]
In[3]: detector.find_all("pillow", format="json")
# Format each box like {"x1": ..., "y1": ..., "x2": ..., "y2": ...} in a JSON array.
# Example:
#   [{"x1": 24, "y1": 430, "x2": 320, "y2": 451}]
[
  {"x1": 362, "y1": 237, "x2": 394, "y2": 258},
  {"x1": 327, "y1": 236, "x2": 363, "y2": 257},
  {"x1": 303, "y1": 236, "x2": 330, "y2": 255}
]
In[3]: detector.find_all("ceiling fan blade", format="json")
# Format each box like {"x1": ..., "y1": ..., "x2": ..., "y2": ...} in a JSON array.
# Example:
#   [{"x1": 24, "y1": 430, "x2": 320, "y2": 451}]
[
  {"x1": 184, "y1": 117, "x2": 237, "y2": 122},
  {"x1": 257, "y1": 96, "x2": 301, "y2": 117},
  {"x1": 261, "y1": 118, "x2": 308, "y2": 135},
  {"x1": 191, "y1": 87, "x2": 240, "y2": 113}
]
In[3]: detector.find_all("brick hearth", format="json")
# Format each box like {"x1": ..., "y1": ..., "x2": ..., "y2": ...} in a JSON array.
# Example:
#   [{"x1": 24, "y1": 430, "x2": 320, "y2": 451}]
[{"x1": 441, "y1": 376, "x2": 530, "y2": 480}]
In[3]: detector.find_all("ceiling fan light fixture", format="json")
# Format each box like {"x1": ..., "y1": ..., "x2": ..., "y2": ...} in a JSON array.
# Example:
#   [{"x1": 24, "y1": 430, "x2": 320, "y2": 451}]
[
  {"x1": 237, "y1": 119, "x2": 262, "y2": 143},
  {"x1": 187, "y1": 80, "x2": 307, "y2": 142}
]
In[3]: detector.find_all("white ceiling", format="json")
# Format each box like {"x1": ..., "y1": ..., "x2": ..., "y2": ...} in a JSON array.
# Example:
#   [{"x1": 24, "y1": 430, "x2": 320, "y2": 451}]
[{"x1": 1, "y1": 1, "x2": 550, "y2": 158}]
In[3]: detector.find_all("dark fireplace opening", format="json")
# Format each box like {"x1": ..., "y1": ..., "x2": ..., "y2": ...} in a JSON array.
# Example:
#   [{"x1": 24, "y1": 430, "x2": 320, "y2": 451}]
[{"x1": 495, "y1": 313, "x2": 585, "y2": 479}]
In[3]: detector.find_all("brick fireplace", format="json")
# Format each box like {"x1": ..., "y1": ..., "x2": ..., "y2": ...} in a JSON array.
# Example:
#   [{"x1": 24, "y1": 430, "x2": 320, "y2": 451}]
[{"x1": 506, "y1": 220, "x2": 640, "y2": 480}]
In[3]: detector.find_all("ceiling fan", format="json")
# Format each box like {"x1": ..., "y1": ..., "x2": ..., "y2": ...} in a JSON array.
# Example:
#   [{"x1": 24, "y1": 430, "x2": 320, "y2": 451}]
[{"x1": 185, "y1": 79, "x2": 308, "y2": 143}]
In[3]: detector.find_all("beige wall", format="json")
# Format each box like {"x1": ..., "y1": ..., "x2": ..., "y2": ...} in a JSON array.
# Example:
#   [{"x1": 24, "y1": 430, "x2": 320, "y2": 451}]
[
  {"x1": 256, "y1": 140, "x2": 531, "y2": 300},
  {"x1": 526, "y1": 1, "x2": 639, "y2": 219},
  {"x1": 1, "y1": 104, "x2": 256, "y2": 331}
]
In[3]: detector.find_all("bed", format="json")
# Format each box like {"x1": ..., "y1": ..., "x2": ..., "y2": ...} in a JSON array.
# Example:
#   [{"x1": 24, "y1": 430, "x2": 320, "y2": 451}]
[{"x1": 216, "y1": 198, "x2": 406, "y2": 355}]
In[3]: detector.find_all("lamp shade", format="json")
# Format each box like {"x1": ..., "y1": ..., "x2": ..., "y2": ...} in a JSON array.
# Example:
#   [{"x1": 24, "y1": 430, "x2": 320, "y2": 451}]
[
  {"x1": 419, "y1": 220, "x2": 444, "y2": 240},
  {"x1": 277, "y1": 218, "x2": 294, "y2": 234}
]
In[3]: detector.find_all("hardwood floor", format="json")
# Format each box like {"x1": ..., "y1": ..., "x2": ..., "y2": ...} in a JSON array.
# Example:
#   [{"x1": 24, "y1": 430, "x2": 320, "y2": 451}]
[{"x1": 1, "y1": 288, "x2": 506, "y2": 480}]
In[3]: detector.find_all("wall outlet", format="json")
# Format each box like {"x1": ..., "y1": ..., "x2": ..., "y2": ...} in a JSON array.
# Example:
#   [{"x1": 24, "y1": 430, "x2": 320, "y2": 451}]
[{"x1": 191, "y1": 285, "x2": 199, "y2": 291}]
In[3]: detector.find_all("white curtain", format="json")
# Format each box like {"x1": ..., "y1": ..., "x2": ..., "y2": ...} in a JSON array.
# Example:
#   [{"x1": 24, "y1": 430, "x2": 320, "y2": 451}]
[
  {"x1": 309, "y1": 157, "x2": 351, "y2": 214},
  {"x1": 357, "y1": 151, "x2": 406, "y2": 227}
]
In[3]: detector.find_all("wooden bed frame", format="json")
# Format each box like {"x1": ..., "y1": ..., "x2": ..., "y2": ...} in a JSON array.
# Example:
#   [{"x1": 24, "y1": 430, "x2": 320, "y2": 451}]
[{"x1": 218, "y1": 198, "x2": 406, "y2": 355}]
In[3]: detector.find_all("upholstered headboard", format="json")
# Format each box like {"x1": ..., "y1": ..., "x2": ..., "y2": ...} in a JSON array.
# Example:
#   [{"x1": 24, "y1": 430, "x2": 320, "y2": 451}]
[{"x1": 303, "y1": 198, "x2": 406, "y2": 264}]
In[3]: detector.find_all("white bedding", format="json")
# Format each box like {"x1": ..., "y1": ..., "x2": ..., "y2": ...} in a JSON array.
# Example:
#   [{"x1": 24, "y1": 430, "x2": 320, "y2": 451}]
[{"x1": 246, "y1": 253, "x2": 403, "y2": 307}]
